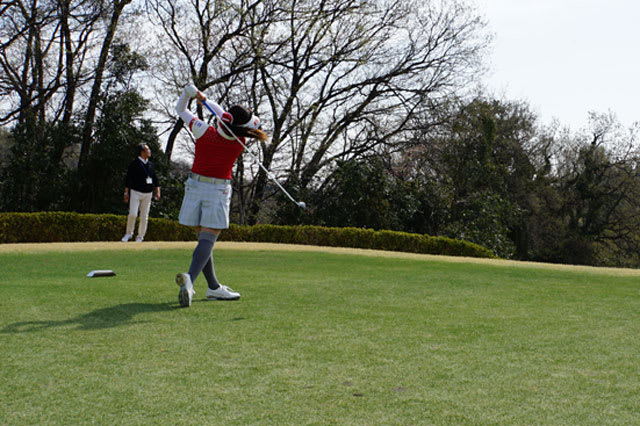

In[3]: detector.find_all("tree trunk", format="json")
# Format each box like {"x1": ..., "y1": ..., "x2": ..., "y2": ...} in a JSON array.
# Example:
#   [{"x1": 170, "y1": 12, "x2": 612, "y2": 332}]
[
  {"x1": 164, "y1": 119, "x2": 183, "y2": 160},
  {"x1": 247, "y1": 147, "x2": 276, "y2": 224},
  {"x1": 59, "y1": 0, "x2": 75, "y2": 126},
  {"x1": 78, "y1": 0, "x2": 132, "y2": 169}
]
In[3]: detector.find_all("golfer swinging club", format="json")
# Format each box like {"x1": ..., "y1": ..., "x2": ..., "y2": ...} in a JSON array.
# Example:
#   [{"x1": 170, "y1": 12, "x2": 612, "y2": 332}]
[{"x1": 175, "y1": 84, "x2": 268, "y2": 307}]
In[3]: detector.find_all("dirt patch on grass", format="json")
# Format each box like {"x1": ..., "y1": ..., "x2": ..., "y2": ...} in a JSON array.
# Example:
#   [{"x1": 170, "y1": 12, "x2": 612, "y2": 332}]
[{"x1": 1, "y1": 241, "x2": 638, "y2": 276}]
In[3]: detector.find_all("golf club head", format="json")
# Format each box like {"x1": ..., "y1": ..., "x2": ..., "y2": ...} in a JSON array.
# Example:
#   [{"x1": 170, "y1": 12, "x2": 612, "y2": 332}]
[{"x1": 297, "y1": 201, "x2": 306, "y2": 209}]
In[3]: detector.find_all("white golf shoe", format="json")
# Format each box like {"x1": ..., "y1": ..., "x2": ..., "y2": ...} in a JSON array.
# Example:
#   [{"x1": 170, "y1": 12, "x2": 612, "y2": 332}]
[
  {"x1": 176, "y1": 273, "x2": 194, "y2": 307},
  {"x1": 121, "y1": 234, "x2": 132, "y2": 242},
  {"x1": 135, "y1": 236, "x2": 143, "y2": 242},
  {"x1": 206, "y1": 285, "x2": 240, "y2": 301}
]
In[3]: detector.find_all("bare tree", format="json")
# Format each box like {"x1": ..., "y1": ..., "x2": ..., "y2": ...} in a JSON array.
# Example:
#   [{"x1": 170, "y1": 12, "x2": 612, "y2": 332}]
[
  {"x1": 554, "y1": 113, "x2": 640, "y2": 265},
  {"x1": 143, "y1": 0, "x2": 275, "y2": 159},
  {"x1": 147, "y1": 0, "x2": 489, "y2": 223},
  {"x1": 78, "y1": 0, "x2": 135, "y2": 169},
  {"x1": 0, "y1": 0, "x2": 140, "y2": 170},
  {"x1": 0, "y1": 0, "x2": 106, "y2": 128},
  {"x1": 1, "y1": 0, "x2": 60, "y2": 132},
  {"x1": 245, "y1": 0, "x2": 488, "y2": 221}
]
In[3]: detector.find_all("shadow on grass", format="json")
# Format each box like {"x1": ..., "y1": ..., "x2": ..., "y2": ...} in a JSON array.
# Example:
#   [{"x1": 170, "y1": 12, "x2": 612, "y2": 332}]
[{"x1": 1, "y1": 302, "x2": 175, "y2": 333}]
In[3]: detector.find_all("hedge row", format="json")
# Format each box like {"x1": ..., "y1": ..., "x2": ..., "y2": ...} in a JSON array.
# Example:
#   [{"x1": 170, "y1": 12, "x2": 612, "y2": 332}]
[{"x1": 0, "y1": 211, "x2": 495, "y2": 258}]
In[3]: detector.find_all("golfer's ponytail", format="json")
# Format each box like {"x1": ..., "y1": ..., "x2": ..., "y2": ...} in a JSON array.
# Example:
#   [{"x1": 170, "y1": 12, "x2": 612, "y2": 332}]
[{"x1": 245, "y1": 128, "x2": 269, "y2": 142}]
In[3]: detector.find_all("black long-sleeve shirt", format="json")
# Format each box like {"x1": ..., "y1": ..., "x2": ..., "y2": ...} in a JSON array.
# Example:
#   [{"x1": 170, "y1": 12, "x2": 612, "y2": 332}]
[{"x1": 125, "y1": 158, "x2": 159, "y2": 193}]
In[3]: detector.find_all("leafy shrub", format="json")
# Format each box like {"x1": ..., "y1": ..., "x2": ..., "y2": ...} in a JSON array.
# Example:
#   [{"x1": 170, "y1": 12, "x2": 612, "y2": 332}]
[{"x1": 0, "y1": 212, "x2": 494, "y2": 258}]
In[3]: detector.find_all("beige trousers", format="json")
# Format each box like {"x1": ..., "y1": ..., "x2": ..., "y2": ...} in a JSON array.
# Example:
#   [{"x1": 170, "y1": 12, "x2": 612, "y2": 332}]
[{"x1": 126, "y1": 189, "x2": 153, "y2": 238}]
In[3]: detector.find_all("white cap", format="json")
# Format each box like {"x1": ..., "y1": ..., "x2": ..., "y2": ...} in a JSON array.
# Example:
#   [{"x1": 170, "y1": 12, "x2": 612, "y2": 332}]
[{"x1": 239, "y1": 114, "x2": 261, "y2": 130}]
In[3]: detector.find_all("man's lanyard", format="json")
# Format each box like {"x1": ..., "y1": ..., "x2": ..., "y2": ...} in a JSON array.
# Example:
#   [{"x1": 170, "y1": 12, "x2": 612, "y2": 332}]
[{"x1": 139, "y1": 158, "x2": 153, "y2": 185}]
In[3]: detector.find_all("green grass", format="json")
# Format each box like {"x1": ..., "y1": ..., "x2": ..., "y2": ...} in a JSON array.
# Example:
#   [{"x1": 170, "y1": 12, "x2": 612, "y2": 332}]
[{"x1": 1, "y1": 246, "x2": 639, "y2": 425}]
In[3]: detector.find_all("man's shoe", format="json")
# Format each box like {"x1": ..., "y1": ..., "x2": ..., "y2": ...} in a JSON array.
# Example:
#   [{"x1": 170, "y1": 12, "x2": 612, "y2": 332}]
[
  {"x1": 135, "y1": 236, "x2": 144, "y2": 242},
  {"x1": 176, "y1": 273, "x2": 194, "y2": 307},
  {"x1": 121, "y1": 234, "x2": 132, "y2": 242},
  {"x1": 206, "y1": 285, "x2": 240, "y2": 300}
]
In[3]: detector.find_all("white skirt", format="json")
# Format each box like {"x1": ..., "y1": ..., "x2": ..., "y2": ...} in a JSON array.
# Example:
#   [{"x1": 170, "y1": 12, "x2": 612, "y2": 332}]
[{"x1": 178, "y1": 177, "x2": 232, "y2": 229}]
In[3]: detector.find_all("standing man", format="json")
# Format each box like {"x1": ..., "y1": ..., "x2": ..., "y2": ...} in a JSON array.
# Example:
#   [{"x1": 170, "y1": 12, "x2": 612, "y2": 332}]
[{"x1": 122, "y1": 143, "x2": 161, "y2": 243}]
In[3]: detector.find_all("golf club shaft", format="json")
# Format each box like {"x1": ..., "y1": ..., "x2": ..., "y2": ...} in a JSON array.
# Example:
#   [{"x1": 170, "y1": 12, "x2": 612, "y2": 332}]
[{"x1": 201, "y1": 100, "x2": 302, "y2": 207}]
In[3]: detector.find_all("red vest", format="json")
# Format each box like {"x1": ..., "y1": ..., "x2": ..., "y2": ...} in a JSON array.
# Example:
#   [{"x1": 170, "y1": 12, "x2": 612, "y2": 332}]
[{"x1": 190, "y1": 122, "x2": 244, "y2": 179}]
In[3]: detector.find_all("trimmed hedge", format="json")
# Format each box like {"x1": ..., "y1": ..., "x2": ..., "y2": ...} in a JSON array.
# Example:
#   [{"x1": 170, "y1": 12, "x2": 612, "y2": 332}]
[
  {"x1": 0, "y1": 211, "x2": 495, "y2": 258},
  {"x1": 0, "y1": 212, "x2": 194, "y2": 243}
]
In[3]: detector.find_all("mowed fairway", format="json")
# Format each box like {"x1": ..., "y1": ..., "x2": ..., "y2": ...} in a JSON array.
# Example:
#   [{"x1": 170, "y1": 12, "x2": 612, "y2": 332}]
[{"x1": 1, "y1": 243, "x2": 639, "y2": 425}]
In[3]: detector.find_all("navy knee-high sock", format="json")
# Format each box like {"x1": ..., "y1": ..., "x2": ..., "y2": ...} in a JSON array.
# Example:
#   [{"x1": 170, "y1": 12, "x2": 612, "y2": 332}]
[
  {"x1": 188, "y1": 231, "x2": 217, "y2": 283},
  {"x1": 202, "y1": 256, "x2": 221, "y2": 290}
]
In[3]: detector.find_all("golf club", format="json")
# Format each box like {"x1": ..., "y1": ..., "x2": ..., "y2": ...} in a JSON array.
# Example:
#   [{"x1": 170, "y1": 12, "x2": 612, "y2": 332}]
[{"x1": 201, "y1": 100, "x2": 306, "y2": 209}]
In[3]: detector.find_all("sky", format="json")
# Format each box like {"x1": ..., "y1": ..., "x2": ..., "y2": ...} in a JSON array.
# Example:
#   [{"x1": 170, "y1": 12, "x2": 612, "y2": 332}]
[{"x1": 475, "y1": 0, "x2": 640, "y2": 131}]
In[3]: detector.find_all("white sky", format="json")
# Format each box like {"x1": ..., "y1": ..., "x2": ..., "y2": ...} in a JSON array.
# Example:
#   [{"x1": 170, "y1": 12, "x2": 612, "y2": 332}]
[{"x1": 476, "y1": 0, "x2": 640, "y2": 131}]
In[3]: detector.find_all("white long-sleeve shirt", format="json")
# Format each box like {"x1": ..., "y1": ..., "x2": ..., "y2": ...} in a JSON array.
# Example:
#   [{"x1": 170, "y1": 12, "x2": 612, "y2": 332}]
[{"x1": 175, "y1": 87, "x2": 227, "y2": 139}]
